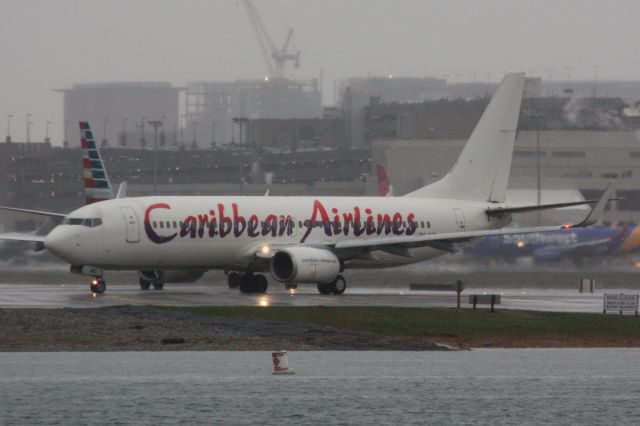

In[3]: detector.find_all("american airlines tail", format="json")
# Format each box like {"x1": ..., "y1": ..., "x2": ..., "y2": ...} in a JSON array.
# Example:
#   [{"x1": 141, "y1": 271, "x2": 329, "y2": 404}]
[
  {"x1": 80, "y1": 121, "x2": 114, "y2": 204},
  {"x1": 405, "y1": 73, "x2": 525, "y2": 202}
]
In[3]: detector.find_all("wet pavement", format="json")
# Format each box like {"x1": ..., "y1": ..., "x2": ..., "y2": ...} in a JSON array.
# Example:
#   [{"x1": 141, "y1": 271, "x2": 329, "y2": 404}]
[{"x1": 0, "y1": 281, "x2": 617, "y2": 313}]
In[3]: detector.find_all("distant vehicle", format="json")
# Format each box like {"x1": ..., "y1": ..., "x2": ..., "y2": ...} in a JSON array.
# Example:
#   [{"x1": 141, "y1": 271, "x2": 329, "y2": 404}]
[{"x1": 0, "y1": 74, "x2": 612, "y2": 295}]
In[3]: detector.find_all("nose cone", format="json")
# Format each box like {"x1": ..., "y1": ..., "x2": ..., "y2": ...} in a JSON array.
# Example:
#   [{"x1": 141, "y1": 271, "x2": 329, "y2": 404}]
[{"x1": 44, "y1": 226, "x2": 72, "y2": 261}]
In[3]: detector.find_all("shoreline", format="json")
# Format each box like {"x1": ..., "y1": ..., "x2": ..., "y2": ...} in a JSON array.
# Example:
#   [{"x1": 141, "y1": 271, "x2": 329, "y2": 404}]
[{"x1": 2, "y1": 306, "x2": 640, "y2": 352}]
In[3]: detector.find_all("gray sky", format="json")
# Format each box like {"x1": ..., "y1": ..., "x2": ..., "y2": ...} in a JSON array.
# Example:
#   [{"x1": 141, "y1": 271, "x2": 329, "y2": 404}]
[{"x1": 1, "y1": 0, "x2": 639, "y2": 143}]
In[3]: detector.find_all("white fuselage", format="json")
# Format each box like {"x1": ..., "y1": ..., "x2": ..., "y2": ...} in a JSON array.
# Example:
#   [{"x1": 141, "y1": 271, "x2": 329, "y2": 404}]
[{"x1": 44, "y1": 196, "x2": 509, "y2": 272}]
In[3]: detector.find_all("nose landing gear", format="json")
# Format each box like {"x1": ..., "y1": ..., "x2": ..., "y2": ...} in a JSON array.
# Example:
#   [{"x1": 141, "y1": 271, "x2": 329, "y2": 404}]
[{"x1": 90, "y1": 277, "x2": 106, "y2": 294}]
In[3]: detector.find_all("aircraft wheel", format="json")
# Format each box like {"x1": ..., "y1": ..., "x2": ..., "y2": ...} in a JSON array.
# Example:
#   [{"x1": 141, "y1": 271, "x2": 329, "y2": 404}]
[
  {"x1": 317, "y1": 282, "x2": 331, "y2": 295},
  {"x1": 239, "y1": 275, "x2": 254, "y2": 293},
  {"x1": 139, "y1": 278, "x2": 151, "y2": 290},
  {"x1": 254, "y1": 274, "x2": 268, "y2": 293},
  {"x1": 330, "y1": 275, "x2": 347, "y2": 295},
  {"x1": 152, "y1": 281, "x2": 164, "y2": 290},
  {"x1": 228, "y1": 272, "x2": 241, "y2": 289},
  {"x1": 90, "y1": 277, "x2": 106, "y2": 294}
]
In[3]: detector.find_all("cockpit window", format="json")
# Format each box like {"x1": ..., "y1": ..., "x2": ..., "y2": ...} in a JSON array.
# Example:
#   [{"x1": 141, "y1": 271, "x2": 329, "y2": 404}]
[{"x1": 62, "y1": 217, "x2": 103, "y2": 227}]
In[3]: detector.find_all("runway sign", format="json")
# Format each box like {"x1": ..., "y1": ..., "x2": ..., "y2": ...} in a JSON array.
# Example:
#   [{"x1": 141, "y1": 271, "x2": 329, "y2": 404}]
[{"x1": 603, "y1": 294, "x2": 639, "y2": 315}]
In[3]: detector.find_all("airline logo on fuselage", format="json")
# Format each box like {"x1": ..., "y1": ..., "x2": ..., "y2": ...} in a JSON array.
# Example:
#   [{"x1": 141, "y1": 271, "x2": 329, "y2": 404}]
[{"x1": 144, "y1": 200, "x2": 417, "y2": 244}]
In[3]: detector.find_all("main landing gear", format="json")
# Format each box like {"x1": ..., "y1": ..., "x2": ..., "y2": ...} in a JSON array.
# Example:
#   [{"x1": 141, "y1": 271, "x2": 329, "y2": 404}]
[
  {"x1": 139, "y1": 278, "x2": 165, "y2": 290},
  {"x1": 90, "y1": 277, "x2": 106, "y2": 294},
  {"x1": 228, "y1": 272, "x2": 268, "y2": 294},
  {"x1": 317, "y1": 275, "x2": 347, "y2": 295}
]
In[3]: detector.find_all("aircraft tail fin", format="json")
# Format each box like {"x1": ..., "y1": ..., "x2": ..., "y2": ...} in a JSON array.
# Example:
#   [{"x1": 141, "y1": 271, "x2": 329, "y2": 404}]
[
  {"x1": 404, "y1": 73, "x2": 525, "y2": 202},
  {"x1": 80, "y1": 122, "x2": 114, "y2": 204},
  {"x1": 376, "y1": 164, "x2": 393, "y2": 197}
]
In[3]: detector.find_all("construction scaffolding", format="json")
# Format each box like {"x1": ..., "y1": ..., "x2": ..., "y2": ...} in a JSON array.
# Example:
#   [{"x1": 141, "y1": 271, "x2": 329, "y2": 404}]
[{"x1": 185, "y1": 78, "x2": 322, "y2": 146}]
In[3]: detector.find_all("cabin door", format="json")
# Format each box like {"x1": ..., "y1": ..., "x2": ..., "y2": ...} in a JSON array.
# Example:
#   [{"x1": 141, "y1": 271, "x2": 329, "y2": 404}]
[
  {"x1": 453, "y1": 208, "x2": 466, "y2": 231},
  {"x1": 119, "y1": 207, "x2": 140, "y2": 243}
]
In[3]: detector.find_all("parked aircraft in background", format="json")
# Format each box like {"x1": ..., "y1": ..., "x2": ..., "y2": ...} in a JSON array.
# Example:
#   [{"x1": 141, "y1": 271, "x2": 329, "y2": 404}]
[
  {"x1": 466, "y1": 223, "x2": 640, "y2": 265},
  {"x1": 0, "y1": 74, "x2": 613, "y2": 295}
]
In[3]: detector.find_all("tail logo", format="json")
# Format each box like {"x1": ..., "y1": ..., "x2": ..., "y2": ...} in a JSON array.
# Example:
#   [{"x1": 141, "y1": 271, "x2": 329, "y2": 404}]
[{"x1": 80, "y1": 122, "x2": 114, "y2": 204}]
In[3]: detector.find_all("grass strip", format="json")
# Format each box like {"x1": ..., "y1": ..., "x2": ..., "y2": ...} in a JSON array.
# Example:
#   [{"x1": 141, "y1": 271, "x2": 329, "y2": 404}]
[{"x1": 174, "y1": 306, "x2": 640, "y2": 343}]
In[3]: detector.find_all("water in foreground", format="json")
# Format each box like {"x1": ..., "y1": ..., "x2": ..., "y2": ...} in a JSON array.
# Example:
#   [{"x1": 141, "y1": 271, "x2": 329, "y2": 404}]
[{"x1": 1, "y1": 349, "x2": 639, "y2": 425}]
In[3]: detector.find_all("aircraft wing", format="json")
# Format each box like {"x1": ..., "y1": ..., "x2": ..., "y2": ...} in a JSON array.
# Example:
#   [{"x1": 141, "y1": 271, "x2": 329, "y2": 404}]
[
  {"x1": 334, "y1": 182, "x2": 615, "y2": 253},
  {"x1": 0, "y1": 205, "x2": 66, "y2": 218},
  {"x1": 0, "y1": 233, "x2": 46, "y2": 243},
  {"x1": 333, "y1": 225, "x2": 566, "y2": 251}
]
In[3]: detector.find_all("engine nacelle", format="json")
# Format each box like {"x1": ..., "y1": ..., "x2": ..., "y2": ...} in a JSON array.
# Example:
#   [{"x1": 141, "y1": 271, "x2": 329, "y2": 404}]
[
  {"x1": 270, "y1": 247, "x2": 340, "y2": 284},
  {"x1": 138, "y1": 270, "x2": 205, "y2": 283}
]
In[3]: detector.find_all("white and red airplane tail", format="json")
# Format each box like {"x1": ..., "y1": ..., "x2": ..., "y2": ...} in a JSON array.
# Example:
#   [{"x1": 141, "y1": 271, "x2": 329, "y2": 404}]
[
  {"x1": 376, "y1": 164, "x2": 393, "y2": 197},
  {"x1": 80, "y1": 121, "x2": 114, "y2": 204}
]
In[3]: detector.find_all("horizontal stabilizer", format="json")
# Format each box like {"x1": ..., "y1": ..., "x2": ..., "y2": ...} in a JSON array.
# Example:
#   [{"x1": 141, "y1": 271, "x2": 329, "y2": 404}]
[{"x1": 486, "y1": 199, "x2": 611, "y2": 216}]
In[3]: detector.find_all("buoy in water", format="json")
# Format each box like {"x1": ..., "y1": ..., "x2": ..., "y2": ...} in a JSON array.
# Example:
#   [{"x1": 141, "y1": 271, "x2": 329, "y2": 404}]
[{"x1": 272, "y1": 350, "x2": 295, "y2": 375}]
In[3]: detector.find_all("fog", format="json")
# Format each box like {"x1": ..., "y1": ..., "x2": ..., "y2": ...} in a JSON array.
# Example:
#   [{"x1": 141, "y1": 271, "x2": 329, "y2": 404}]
[{"x1": 1, "y1": 0, "x2": 639, "y2": 143}]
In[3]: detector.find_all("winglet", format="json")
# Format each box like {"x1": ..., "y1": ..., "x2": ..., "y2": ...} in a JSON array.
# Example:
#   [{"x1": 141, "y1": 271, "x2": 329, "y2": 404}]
[
  {"x1": 116, "y1": 182, "x2": 128, "y2": 199},
  {"x1": 572, "y1": 181, "x2": 616, "y2": 228}
]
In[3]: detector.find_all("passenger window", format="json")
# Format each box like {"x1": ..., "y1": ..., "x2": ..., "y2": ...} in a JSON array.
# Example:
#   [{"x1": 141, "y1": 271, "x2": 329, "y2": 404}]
[
  {"x1": 173, "y1": 221, "x2": 177, "y2": 228},
  {"x1": 153, "y1": 221, "x2": 157, "y2": 228},
  {"x1": 420, "y1": 221, "x2": 425, "y2": 228}
]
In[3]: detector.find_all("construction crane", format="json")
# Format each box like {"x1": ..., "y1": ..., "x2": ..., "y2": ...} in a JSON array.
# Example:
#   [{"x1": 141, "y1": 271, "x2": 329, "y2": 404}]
[{"x1": 242, "y1": 0, "x2": 300, "y2": 79}]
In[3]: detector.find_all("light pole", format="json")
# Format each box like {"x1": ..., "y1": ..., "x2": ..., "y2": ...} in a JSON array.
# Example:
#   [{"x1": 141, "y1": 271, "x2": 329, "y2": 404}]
[
  {"x1": 180, "y1": 114, "x2": 186, "y2": 147},
  {"x1": 45, "y1": 121, "x2": 52, "y2": 143},
  {"x1": 533, "y1": 111, "x2": 546, "y2": 225},
  {"x1": 192, "y1": 120, "x2": 198, "y2": 149},
  {"x1": 6, "y1": 114, "x2": 12, "y2": 143},
  {"x1": 102, "y1": 118, "x2": 109, "y2": 147},
  {"x1": 121, "y1": 118, "x2": 127, "y2": 146},
  {"x1": 148, "y1": 119, "x2": 162, "y2": 195},
  {"x1": 64, "y1": 120, "x2": 69, "y2": 147},
  {"x1": 140, "y1": 116, "x2": 146, "y2": 147},
  {"x1": 211, "y1": 119, "x2": 216, "y2": 147},
  {"x1": 26, "y1": 113, "x2": 32, "y2": 143},
  {"x1": 160, "y1": 115, "x2": 166, "y2": 147}
]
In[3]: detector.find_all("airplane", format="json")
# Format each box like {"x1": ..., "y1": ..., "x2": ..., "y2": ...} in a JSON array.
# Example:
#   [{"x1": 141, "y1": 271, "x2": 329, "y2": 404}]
[
  {"x1": 465, "y1": 223, "x2": 640, "y2": 265},
  {"x1": 0, "y1": 74, "x2": 615, "y2": 295},
  {"x1": 376, "y1": 163, "x2": 393, "y2": 197}
]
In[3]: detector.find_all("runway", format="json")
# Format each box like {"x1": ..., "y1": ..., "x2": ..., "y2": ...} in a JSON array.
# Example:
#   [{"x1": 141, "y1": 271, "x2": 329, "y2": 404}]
[{"x1": 0, "y1": 281, "x2": 617, "y2": 313}]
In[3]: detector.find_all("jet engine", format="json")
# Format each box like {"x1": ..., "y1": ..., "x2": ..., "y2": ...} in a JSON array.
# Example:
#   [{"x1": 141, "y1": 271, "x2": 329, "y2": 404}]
[{"x1": 270, "y1": 247, "x2": 340, "y2": 284}]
